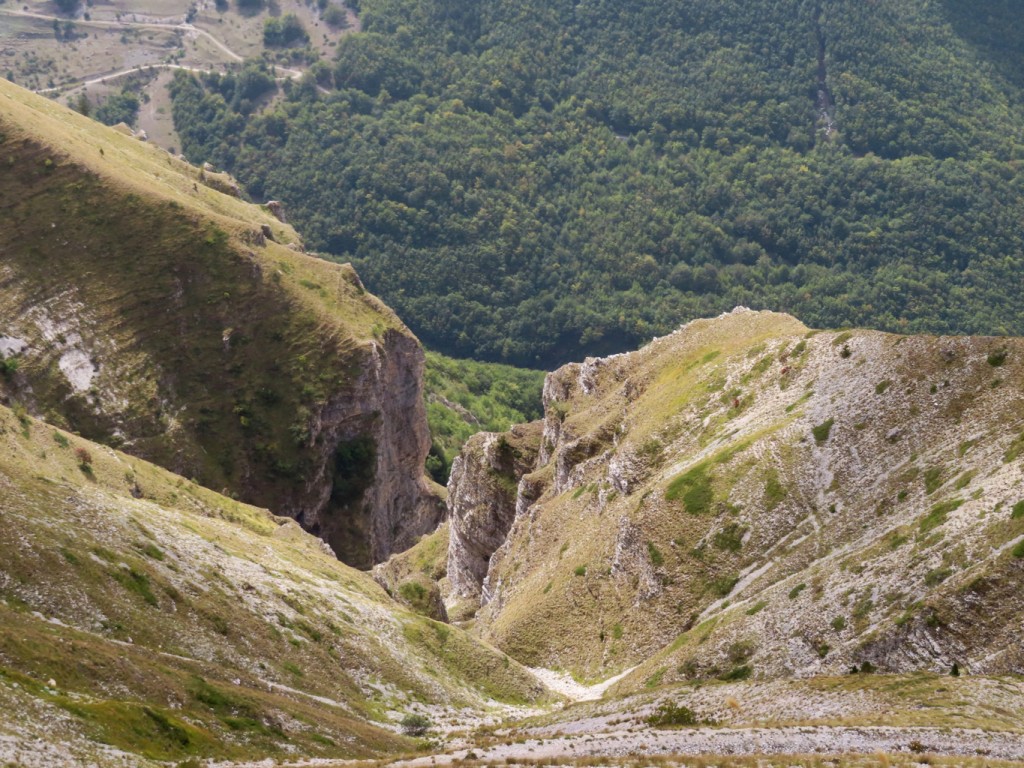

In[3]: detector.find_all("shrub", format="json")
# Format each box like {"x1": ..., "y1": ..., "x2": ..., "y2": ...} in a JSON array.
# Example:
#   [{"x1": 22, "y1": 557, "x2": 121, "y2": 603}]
[
  {"x1": 875, "y1": 380, "x2": 891, "y2": 394},
  {"x1": 398, "y1": 581, "x2": 427, "y2": 602},
  {"x1": 1011, "y1": 500, "x2": 1024, "y2": 519},
  {"x1": 322, "y1": 4, "x2": 348, "y2": 27},
  {"x1": 75, "y1": 447, "x2": 94, "y2": 476},
  {"x1": 924, "y1": 567, "x2": 952, "y2": 586},
  {"x1": 788, "y1": 583, "x2": 807, "y2": 600},
  {"x1": 718, "y1": 665, "x2": 752, "y2": 681},
  {"x1": 1013, "y1": 540, "x2": 1024, "y2": 559},
  {"x1": 645, "y1": 701, "x2": 697, "y2": 727},
  {"x1": 713, "y1": 523, "x2": 747, "y2": 552},
  {"x1": 987, "y1": 349, "x2": 1008, "y2": 367},
  {"x1": 852, "y1": 598, "x2": 874, "y2": 621},
  {"x1": 727, "y1": 640, "x2": 754, "y2": 663},
  {"x1": 400, "y1": 713, "x2": 432, "y2": 736},
  {"x1": 637, "y1": 437, "x2": 664, "y2": 465},
  {"x1": 573, "y1": 565, "x2": 587, "y2": 576},
  {"x1": 812, "y1": 418, "x2": 834, "y2": 444}
]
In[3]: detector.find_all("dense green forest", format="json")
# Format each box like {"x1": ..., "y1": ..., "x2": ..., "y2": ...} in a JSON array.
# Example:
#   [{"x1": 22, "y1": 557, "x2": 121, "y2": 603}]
[
  {"x1": 170, "y1": 0, "x2": 1024, "y2": 366},
  {"x1": 422, "y1": 352, "x2": 545, "y2": 482}
]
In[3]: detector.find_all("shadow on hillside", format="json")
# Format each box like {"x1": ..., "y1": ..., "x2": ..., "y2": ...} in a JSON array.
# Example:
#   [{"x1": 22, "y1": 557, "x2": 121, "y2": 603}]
[{"x1": 940, "y1": 0, "x2": 1024, "y2": 90}]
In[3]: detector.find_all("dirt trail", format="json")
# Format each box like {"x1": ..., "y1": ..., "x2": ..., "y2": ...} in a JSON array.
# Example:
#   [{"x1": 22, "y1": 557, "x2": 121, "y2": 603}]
[{"x1": 528, "y1": 666, "x2": 637, "y2": 702}]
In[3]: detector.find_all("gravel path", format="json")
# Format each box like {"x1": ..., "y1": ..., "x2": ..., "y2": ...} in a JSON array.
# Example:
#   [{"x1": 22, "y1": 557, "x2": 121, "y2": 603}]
[{"x1": 384, "y1": 725, "x2": 1024, "y2": 765}]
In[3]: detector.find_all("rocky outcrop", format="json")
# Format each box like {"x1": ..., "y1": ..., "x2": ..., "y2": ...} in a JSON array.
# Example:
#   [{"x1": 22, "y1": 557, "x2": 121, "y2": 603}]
[
  {"x1": 449, "y1": 308, "x2": 1024, "y2": 681},
  {"x1": 295, "y1": 329, "x2": 444, "y2": 566},
  {"x1": 446, "y1": 422, "x2": 542, "y2": 605}
]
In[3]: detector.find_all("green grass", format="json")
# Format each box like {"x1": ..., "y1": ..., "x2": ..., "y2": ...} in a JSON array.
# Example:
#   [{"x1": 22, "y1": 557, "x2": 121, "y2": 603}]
[
  {"x1": 110, "y1": 566, "x2": 159, "y2": 607},
  {"x1": 1004, "y1": 431, "x2": 1024, "y2": 463},
  {"x1": 423, "y1": 352, "x2": 545, "y2": 481},
  {"x1": 647, "y1": 542, "x2": 665, "y2": 566},
  {"x1": 953, "y1": 471, "x2": 975, "y2": 490},
  {"x1": 924, "y1": 466, "x2": 945, "y2": 495},
  {"x1": 919, "y1": 498, "x2": 964, "y2": 534},
  {"x1": 764, "y1": 468, "x2": 787, "y2": 510},
  {"x1": 666, "y1": 462, "x2": 714, "y2": 514},
  {"x1": 0, "y1": 402, "x2": 551, "y2": 764}
]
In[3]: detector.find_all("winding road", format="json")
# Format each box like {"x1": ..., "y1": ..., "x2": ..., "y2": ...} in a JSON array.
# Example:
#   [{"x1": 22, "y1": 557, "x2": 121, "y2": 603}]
[{"x1": 0, "y1": 6, "x2": 308, "y2": 92}]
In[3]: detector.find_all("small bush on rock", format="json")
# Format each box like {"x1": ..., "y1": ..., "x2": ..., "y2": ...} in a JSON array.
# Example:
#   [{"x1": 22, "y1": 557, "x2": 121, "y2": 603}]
[{"x1": 646, "y1": 701, "x2": 698, "y2": 727}]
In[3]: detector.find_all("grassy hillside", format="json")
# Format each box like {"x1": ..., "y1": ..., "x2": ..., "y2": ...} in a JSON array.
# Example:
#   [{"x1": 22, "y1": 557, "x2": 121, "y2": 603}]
[
  {"x1": 0, "y1": 403, "x2": 546, "y2": 765},
  {"x1": 0, "y1": 78, "x2": 439, "y2": 567},
  {"x1": 449, "y1": 310, "x2": 1024, "y2": 682},
  {"x1": 169, "y1": 0, "x2": 1024, "y2": 366}
]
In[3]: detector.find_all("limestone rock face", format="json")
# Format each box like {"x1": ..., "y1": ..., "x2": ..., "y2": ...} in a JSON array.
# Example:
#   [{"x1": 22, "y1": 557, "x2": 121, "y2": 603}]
[
  {"x1": 295, "y1": 329, "x2": 444, "y2": 566},
  {"x1": 446, "y1": 422, "x2": 542, "y2": 604}
]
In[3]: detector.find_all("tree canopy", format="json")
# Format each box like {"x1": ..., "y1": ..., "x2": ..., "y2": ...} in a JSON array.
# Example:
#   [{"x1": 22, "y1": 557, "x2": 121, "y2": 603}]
[{"x1": 171, "y1": 0, "x2": 1024, "y2": 366}]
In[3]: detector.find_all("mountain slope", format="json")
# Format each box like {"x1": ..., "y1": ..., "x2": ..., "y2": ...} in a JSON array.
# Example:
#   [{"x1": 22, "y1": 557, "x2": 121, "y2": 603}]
[
  {"x1": 447, "y1": 309, "x2": 1024, "y2": 682},
  {"x1": 0, "y1": 403, "x2": 547, "y2": 766},
  {"x1": 0, "y1": 78, "x2": 440, "y2": 566},
  {"x1": 170, "y1": 0, "x2": 1024, "y2": 365}
]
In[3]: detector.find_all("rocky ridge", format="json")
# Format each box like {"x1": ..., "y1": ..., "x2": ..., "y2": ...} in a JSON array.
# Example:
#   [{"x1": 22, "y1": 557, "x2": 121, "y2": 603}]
[{"x1": 446, "y1": 308, "x2": 1024, "y2": 683}]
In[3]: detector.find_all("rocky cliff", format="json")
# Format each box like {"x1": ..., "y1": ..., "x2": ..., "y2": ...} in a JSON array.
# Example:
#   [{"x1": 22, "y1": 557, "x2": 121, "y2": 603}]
[
  {"x1": 0, "y1": 80, "x2": 441, "y2": 566},
  {"x1": 448, "y1": 308, "x2": 1024, "y2": 683},
  {"x1": 446, "y1": 422, "x2": 542, "y2": 617}
]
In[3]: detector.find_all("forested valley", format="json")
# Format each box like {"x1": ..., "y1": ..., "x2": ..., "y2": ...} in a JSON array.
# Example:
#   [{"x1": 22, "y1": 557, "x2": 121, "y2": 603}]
[{"x1": 169, "y1": 0, "x2": 1024, "y2": 367}]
